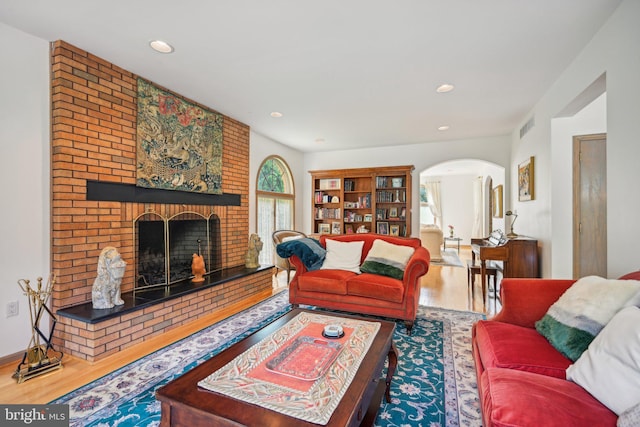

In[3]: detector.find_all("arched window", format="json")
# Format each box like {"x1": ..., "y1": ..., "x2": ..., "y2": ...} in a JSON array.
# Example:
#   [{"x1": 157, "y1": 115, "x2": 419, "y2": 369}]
[{"x1": 256, "y1": 156, "x2": 295, "y2": 265}]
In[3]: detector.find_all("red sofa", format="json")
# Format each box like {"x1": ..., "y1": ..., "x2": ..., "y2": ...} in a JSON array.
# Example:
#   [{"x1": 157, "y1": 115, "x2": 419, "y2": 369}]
[
  {"x1": 288, "y1": 234, "x2": 430, "y2": 333},
  {"x1": 472, "y1": 275, "x2": 640, "y2": 427}
]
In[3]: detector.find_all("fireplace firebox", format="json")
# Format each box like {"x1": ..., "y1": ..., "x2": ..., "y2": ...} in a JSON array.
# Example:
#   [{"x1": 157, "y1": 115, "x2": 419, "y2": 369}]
[{"x1": 134, "y1": 211, "x2": 222, "y2": 291}]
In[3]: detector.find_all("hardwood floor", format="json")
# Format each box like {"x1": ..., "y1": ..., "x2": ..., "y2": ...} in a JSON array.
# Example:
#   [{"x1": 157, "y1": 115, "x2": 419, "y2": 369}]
[
  {"x1": 421, "y1": 246, "x2": 501, "y2": 314},
  {"x1": 0, "y1": 245, "x2": 498, "y2": 405}
]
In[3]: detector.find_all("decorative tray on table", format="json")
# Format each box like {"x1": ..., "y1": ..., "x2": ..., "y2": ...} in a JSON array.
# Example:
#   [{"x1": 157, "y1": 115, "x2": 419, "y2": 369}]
[{"x1": 265, "y1": 336, "x2": 343, "y2": 381}]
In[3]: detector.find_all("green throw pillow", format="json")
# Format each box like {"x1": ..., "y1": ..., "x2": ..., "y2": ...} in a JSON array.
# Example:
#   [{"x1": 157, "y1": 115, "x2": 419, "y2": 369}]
[
  {"x1": 534, "y1": 275, "x2": 640, "y2": 361},
  {"x1": 360, "y1": 239, "x2": 415, "y2": 280}
]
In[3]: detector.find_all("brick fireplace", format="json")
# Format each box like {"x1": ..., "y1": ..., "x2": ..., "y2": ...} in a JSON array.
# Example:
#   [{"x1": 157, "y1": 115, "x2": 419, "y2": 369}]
[{"x1": 50, "y1": 41, "x2": 273, "y2": 361}]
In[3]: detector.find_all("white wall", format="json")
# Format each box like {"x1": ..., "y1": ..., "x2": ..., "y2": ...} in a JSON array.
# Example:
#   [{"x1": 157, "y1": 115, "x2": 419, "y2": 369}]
[
  {"x1": 303, "y1": 135, "x2": 512, "y2": 237},
  {"x1": 440, "y1": 174, "x2": 476, "y2": 243},
  {"x1": 511, "y1": 0, "x2": 640, "y2": 278},
  {"x1": 249, "y1": 131, "x2": 306, "y2": 233},
  {"x1": 0, "y1": 23, "x2": 50, "y2": 358}
]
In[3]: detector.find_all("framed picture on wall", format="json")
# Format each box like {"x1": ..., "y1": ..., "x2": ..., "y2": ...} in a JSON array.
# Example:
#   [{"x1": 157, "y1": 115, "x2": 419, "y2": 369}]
[
  {"x1": 492, "y1": 185, "x2": 503, "y2": 218},
  {"x1": 518, "y1": 157, "x2": 535, "y2": 201},
  {"x1": 331, "y1": 222, "x2": 341, "y2": 234},
  {"x1": 377, "y1": 221, "x2": 389, "y2": 235}
]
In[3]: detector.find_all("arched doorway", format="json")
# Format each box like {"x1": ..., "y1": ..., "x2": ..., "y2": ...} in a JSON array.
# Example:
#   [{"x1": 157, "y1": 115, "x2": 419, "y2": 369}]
[{"x1": 419, "y1": 159, "x2": 506, "y2": 243}]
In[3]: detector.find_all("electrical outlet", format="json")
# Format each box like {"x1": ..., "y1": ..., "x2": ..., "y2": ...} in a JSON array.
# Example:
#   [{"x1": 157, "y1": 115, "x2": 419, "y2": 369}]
[{"x1": 6, "y1": 301, "x2": 18, "y2": 318}]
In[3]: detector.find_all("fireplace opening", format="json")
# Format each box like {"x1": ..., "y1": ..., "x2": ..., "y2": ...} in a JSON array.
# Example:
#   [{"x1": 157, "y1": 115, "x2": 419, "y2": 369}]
[
  {"x1": 137, "y1": 220, "x2": 166, "y2": 286},
  {"x1": 135, "y1": 211, "x2": 222, "y2": 290}
]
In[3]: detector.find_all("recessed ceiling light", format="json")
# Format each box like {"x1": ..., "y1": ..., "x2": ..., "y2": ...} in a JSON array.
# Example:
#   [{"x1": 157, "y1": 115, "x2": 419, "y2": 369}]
[
  {"x1": 270, "y1": 112, "x2": 283, "y2": 118},
  {"x1": 436, "y1": 83, "x2": 455, "y2": 93},
  {"x1": 149, "y1": 40, "x2": 174, "y2": 54},
  {"x1": 438, "y1": 125, "x2": 450, "y2": 131}
]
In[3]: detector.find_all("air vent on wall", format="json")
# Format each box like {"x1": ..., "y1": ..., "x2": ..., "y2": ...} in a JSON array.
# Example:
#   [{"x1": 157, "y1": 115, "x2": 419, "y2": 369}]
[{"x1": 519, "y1": 116, "x2": 535, "y2": 139}]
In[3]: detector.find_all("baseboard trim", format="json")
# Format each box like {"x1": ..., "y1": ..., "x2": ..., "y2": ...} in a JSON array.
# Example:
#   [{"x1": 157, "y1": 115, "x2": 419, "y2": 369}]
[{"x1": 0, "y1": 351, "x2": 22, "y2": 369}]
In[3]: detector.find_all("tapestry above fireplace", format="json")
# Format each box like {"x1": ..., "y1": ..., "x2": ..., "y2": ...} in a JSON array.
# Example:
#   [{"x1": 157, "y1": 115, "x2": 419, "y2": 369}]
[{"x1": 136, "y1": 78, "x2": 223, "y2": 194}]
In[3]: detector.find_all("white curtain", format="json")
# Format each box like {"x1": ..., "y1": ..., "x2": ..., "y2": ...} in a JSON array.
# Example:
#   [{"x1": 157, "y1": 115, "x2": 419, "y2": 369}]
[
  {"x1": 257, "y1": 196, "x2": 275, "y2": 265},
  {"x1": 471, "y1": 176, "x2": 483, "y2": 237},
  {"x1": 257, "y1": 195, "x2": 294, "y2": 265},
  {"x1": 425, "y1": 181, "x2": 442, "y2": 229}
]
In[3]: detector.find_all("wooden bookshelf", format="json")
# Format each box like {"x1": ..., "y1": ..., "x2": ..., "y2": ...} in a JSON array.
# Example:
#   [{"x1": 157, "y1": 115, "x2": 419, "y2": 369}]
[{"x1": 310, "y1": 165, "x2": 413, "y2": 237}]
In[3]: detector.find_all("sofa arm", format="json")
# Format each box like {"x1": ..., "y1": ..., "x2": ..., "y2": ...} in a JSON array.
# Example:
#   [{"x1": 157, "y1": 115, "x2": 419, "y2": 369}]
[
  {"x1": 404, "y1": 246, "x2": 430, "y2": 282},
  {"x1": 402, "y1": 246, "x2": 430, "y2": 316},
  {"x1": 288, "y1": 255, "x2": 308, "y2": 276},
  {"x1": 491, "y1": 278, "x2": 575, "y2": 328}
]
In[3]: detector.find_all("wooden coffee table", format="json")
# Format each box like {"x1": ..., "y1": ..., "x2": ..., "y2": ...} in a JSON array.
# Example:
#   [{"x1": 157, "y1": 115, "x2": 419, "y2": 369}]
[{"x1": 156, "y1": 309, "x2": 398, "y2": 426}]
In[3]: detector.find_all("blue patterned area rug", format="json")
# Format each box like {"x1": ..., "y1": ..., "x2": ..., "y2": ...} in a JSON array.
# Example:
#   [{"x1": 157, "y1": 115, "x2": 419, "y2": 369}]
[{"x1": 52, "y1": 292, "x2": 484, "y2": 427}]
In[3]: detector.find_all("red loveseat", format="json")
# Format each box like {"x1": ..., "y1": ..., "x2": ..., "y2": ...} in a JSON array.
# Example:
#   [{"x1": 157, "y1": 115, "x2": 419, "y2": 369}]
[
  {"x1": 288, "y1": 234, "x2": 430, "y2": 333},
  {"x1": 472, "y1": 274, "x2": 640, "y2": 427}
]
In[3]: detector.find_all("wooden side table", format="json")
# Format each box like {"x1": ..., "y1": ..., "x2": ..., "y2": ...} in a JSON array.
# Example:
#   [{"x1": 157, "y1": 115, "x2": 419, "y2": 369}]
[{"x1": 443, "y1": 237, "x2": 462, "y2": 253}]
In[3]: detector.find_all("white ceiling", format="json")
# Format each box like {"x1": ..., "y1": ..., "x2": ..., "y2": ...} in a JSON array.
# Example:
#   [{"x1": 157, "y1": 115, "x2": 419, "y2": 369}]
[{"x1": 0, "y1": 0, "x2": 621, "y2": 152}]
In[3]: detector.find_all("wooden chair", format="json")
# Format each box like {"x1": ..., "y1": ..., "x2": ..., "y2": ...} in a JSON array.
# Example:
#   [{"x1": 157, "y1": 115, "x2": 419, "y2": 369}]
[
  {"x1": 466, "y1": 260, "x2": 500, "y2": 302},
  {"x1": 272, "y1": 230, "x2": 307, "y2": 283}
]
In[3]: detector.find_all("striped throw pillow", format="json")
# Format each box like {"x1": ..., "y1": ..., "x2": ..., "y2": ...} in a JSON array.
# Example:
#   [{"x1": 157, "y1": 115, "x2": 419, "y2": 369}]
[
  {"x1": 535, "y1": 275, "x2": 640, "y2": 361},
  {"x1": 360, "y1": 239, "x2": 415, "y2": 280}
]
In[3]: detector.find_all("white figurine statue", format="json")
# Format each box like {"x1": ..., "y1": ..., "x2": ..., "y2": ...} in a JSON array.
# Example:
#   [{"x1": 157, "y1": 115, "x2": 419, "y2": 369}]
[
  {"x1": 92, "y1": 246, "x2": 127, "y2": 309},
  {"x1": 245, "y1": 234, "x2": 263, "y2": 268}
]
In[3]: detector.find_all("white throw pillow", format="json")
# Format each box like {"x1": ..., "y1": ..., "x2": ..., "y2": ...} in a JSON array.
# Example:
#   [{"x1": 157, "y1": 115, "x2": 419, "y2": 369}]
[
  {"x1": 618, "y1": 402, "x2": 640, "y2": 427},
  {"x1": 566, "y1": 306, "x2": 640, "y2": 415},
  {"x1": 320, "y1": 239, "x2": 364, "y2": 273}
]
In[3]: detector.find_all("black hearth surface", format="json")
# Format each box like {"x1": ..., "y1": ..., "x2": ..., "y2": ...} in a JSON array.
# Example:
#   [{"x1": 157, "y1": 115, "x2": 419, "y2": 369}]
[{"x1": 57, "y1": 264, "x2": 273, "y2": 324}]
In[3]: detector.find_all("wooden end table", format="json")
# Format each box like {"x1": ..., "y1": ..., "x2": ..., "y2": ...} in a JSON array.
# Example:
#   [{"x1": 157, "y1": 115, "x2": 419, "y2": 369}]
[
  {"x1": 156, "y1": 309, "x2": 398, "y2": 427},
  {"x1": 444, "y1": 236, "x2": 462, "y2": 253}
]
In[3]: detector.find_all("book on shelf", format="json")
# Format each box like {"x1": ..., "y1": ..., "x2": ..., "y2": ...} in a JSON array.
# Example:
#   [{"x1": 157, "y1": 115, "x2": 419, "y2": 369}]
[
  {"x1": 315, "y1": 191, "x2": 340, "y2": 204},
  {"x1": 376, "y1": 190, "x2": 406, "y2": 203},
  {"x1": 376, "y1": 176, "x2": 404, "y2": 188},
  {"x1": 315, "y1": 207, "x2": 341, "y2": 220},
  {"x1": 344, "y1": 211, "x2": 364, "y2": 223},
  {"x1": 357, "y1": 193, "x2": 371, "y2": 208}
]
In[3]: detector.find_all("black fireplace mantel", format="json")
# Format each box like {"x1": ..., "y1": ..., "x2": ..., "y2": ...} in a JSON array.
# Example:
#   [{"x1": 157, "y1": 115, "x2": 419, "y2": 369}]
[{"x1": 86, "y1": 180, "x2": 241, "y2": 206}]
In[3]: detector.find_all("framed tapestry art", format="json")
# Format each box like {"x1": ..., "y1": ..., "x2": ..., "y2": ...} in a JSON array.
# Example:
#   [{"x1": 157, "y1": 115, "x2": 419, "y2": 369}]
[
  {"x1": 136, "y1": 78, "x2": 223, "y2": 194},
  {"x1": 518, "y1": 157, "x2": 535, "y2": 201}
]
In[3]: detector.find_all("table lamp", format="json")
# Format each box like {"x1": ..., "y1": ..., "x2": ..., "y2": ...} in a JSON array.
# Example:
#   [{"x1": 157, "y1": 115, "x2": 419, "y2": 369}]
[{"x1": 505, "y1": 210, "x2": 518, "y2": 238}]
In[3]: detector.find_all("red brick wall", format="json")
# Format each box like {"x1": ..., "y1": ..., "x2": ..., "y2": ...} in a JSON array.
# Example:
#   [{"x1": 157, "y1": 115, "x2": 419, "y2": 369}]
[
  {"x1": 50, "y1": 41, "x2": 262, "y2": 361},
  {"x1": 57, "y1": 270, "x2": 273, "y2": 362}
]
